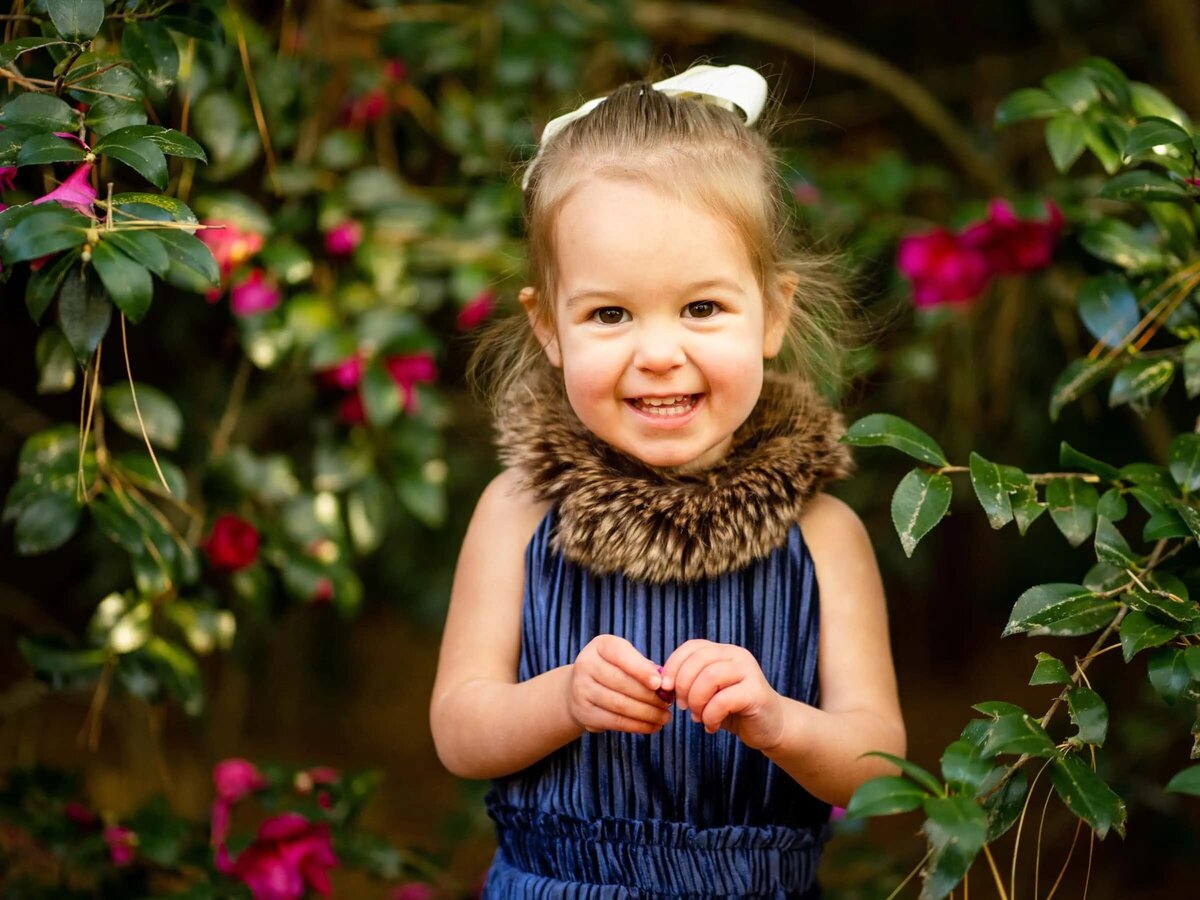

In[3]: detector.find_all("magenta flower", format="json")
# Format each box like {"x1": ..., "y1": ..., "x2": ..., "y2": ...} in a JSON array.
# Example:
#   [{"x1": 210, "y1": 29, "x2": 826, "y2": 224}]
[
  {"x1": 385, "y1": 351, "x2": 438, "y2": 414},
  {"x1": 324, "y1": 219, "x2": 363, "y2": 257},
  {"x1": 392, "y1": 884, "x2": 437, "y2": 900},
  {"x1": 896, "y1": 227, "x2": 990, "y2": 308},
  {"x1": 231, "y1": 269, "x2": 281, "y2": 317},
  {"x1": 215, "y1": 758, "x2": 269, "y2": 804},
  {"x1": 0, "y1": 166, "x2": 16, "y2": 192},
  {"x1": 65, "y1": 801, "x2": 97, "y2": 827},
  {"x1": 216, "y1": 812, "x2": 338, "y2": 900},
  {"x1": 959, "y1": 199, "x2": 1063, "y2": 275},
  {"x1": 315, "y1": 354, "x2": 364, "y2": 390},
  {"x1": 338, "y1": 391, "x2": 365, "y2": 425},
  {"x1": 104, "y1": 825, "x2": 137, "y2": 867},
  {"x1": 199, "y1": 219, "x2": 264, "y2": 279},
  {"x1": 384, "y1": 59, "x2": 407, "y2": 82},
  {"x1": 32, "y1": 163, "x2": 96, "y2": 216},
  {"x1": 344, "y1": 88, "x2": 388, "y2": 127},
  {"x1": 457, "y1": 290, "x2": 496, "y2": 331}
]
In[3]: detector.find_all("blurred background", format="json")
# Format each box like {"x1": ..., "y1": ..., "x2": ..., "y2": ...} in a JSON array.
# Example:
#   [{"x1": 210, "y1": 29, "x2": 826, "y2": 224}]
[{"x1": 3, "y1": 0, "x2": 1200, "y2": 896}]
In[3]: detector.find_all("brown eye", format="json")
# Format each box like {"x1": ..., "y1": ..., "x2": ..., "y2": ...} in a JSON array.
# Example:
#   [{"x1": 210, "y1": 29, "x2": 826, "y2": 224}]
[
  {"x1": 593, "y1": 307, "x2": 627, "y2": 325},
  {"x1": 686, "y1": 301, "x2": 717, "y2": 318}
]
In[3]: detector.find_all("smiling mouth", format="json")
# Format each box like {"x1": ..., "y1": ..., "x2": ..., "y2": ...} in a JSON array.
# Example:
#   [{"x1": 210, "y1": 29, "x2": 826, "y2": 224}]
[{"x1": 626, "y1": 393, "x2": 702, "y2": 417}]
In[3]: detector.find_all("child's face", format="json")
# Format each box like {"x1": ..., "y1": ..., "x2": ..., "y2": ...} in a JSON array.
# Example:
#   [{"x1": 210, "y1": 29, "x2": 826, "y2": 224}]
[{"x1": 523, "y1": 176, "x2": 787, "y2": 472}]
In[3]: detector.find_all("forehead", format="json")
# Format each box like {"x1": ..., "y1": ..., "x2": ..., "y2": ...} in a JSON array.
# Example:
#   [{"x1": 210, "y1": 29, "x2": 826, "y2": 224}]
[{"x1": 551, "y1": 176, "x2": 754, "y2": 299}]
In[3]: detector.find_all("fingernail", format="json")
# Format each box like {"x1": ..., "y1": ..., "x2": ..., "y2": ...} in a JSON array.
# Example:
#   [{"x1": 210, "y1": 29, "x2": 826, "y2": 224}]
[{"x1": 651, "y1": 674, "x2": 661, "y2": 690}]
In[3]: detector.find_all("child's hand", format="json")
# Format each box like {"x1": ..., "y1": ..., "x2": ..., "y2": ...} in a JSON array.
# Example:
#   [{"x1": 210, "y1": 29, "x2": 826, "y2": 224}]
[
  {"x1": 567, "y1": 635, "x2": 673, "y2": 735},
  {"x1": 659, "y1": 639, "x2": 785, "y2": 751}
]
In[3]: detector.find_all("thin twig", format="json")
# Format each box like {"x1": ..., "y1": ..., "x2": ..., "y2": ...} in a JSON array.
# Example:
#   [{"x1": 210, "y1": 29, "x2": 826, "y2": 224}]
[
  {"x1": 211, "y1": 356, "x2": 252, "y2": 458},
  {"x1": 231, "y1": 7, "x2": 278, "y2": 188},
  {"x1": 119, "y1": 314, "x2": 173, "y2": 494}
]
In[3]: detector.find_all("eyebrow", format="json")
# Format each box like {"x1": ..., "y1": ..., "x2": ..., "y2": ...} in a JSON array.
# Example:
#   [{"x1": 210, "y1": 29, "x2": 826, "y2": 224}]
[{"x1": 565, "y1": 279, "x2": 745, "y2": 308}]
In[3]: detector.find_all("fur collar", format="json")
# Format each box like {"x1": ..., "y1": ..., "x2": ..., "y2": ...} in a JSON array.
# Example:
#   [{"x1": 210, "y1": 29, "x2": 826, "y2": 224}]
[{"x1": 495, "y1": 364, "x2": 855, "y2": 584}]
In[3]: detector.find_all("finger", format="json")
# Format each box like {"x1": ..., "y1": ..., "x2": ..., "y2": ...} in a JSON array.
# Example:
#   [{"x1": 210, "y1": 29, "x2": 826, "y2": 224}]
[
  {"x1": 586, "y1": 682, "x2": 674, "y2": 728},
  {"x1": 595, "y1": 659, "x2": 669, "y2": 706},
  {"x1": 701, "y1": 682, "x2": 749, "y2": 734},
  {"x1": 660, "y1": 639, "x2": 713, "y2": 693},
  {"x1": 687, "y1": 660, "x2": 743, "y2": 720},
  {"x1": 675, "y1": 647, "x2": 732, "y2": 710},
  {"x1": 597, "y1": 637, "x2": 662, "y2": 692}
]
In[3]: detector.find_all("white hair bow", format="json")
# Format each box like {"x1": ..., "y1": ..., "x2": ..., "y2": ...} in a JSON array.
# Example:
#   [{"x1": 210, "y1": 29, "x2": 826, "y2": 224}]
[{"x1": 522, "y1": 64, "x2": 769, "y2": 190}]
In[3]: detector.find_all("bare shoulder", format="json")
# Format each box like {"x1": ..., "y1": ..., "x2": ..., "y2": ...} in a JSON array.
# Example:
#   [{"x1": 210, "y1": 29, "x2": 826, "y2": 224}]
[
  {"x1": 477, "y1": 466, "x2": 552, "y2": 531},
  {"x1": 798, "y1": 491, "x2": 873, "y2": 562}
]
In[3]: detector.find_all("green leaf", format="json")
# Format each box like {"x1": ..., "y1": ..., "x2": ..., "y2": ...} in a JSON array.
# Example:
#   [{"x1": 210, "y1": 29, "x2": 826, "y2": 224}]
[
  {"x1": 112, "y1": 452, "x2": 187, "y2": 500},
  {"x1": 857, "y1": 750, "x2": 943, "y2": 796},
  {"x1": 2, "y1": 204, "x2": 91, "y2": 264},
  {"x1": 0, "y1": 92, "x2": 77, "y2": 132},
  {"x1": 1130, "y1": 82, "x2": 1191, "y2": 126},
  {"x1": 35, "y1": 327, "x2": 77, "y2": 394},
  {"x1": 1005, "y1": 583, "x2": 1118, "y2": 638},
  {"x1": 1097, "y1": 488, "x2": 1127, "y2": 522},
  {"x1": 1060, "y1": 441, "x2": 1121, "y2": 482},
  {"x1": 1049, "y1": 754, "x2": 1126, "y2": 839},
  {"x1": 89, "y1": 494, "x2": 151, "y2": 555},
  {"x1": 1109, "y1": 358, "x2": 1174, "y2": 411},
  {"x1": 1083, "y1": 561, "x2": 1128, "y2": 593},
  {"x1": 1046, "y1": 476, "x2": 1099, "y2": 547},
  {"x1": 101, "y1": 229, "x2": 169, "y2": 277},
  {"x1": 79, "y1": 63, "x2": 147, "y2": 137},
  {"x1": 111, "y1": 192, "x2": 199, "y2": 226},
  {"x1": 56, "y1": 269, "x2": 111, "y2": 363},
  {"x1": 1169, "y1": 434, "x2": 1200, "y2": 493},
  {"x1": 983, "y1": 768, "x2": 1029, "y2": 842},
  {"x1": 1004, "y1": 466, "x2": 1046, "y2": 535},
  {"x1": 46, "y1": 0, "x2": 104, "y2": 40},
  {"x1": 1095, "y1": 516, "x2": 1141, "y2": 568},
  {"x1": 16, "y1": 132, "x2": 87, "y2": 166},
  {"x1": 155, "y1": 229, "x2": 219, "y2": 292},
  {"x1": 1169, "y1": 498, "x2": 1200, "y2": 542},
  {"x1": 1124, "y1": 586, "x2": 1200, "y2": 629},
  {"x1": 844, "y1": 775, "x2": 928, "y2": 818},
  {"x1": 1082, "y1": 114, "x2": 1126, "y2": 174},
  {"x1": 1184, "y1": 341, "x2": 1200, "y2": 399},
  {"x1": 1080, "y1": 57, "x2": 1132, "y2": 109},
  {"x1": 1030, "y1": 651, "x2": 1072, "y2": 686},
  {"x1": 0, "y1": 37, "x2": 71, "y2": 69},
  {"x1": 842, "y1": 413, "x2": 948, "y2": 466},
  {"x1": 1147, "y1": 647, "x2": 1191, "y2": 706},
  {"x1": 1080, "y1": 219, "x2": 1175, "y2": 273},
  {"x1": 1143, "y1": 508, "x2": 1191, "y2": 541},
  {"x1": 121, "y1": 21, "x2": 179, "y2": 102},
  {"x1": 1076, "y1": 274, "x2": 1140, "y2": 347},
  {"x1": 1046, "y1": 114, "x2": 1086, "y2": 172},
  {"x1": 1124, "y1": 116, "x2": 1193, "y2": 157},
  {"x1": 103, "y1": 125, "x2": 206, "y2": 162},
  {"x1": 396, "y1": 469, "x2": 446, "y2": 528},
  {"x1": 158, "y1": 5, "x2": 224, "y2": 44},
  {"x1": 362, "y1": 358, "x2": 401, "y2": 426},
  {"x1": 1098, "y1": 170, "x2": 1189, "y2": 203},
  {"x1": 1050, "y1": 358, "x2": 1112, "y2": 421},
  {"x1": 982, "y1": 712, "x2": 1058, "y2": 758},
  {"x1": 1044, "y1": 68, "x2": 1099, "y2": 113},
  {"x1": 1165, "y1": 765, "x2": 1200, "y2": 796},
  {"x1": 922, "y1": 794, "x2": 988, "y2": 853},
  {"x1": 103, "y1": 381, "x2": 182, "y2": 450},
  {"x1": 90, "y1": 239, "x2": 153, "y2": 322},
  {"x1": 890, "y1": 468, "x2": 952, "y2": 558},
  {"x1": 14, "y1": 489, "x2": 82, "y2": 554},
  {"x1": 93, "y1": 132, "x2": 169, "y2": 190},
  {"x1": 995, "y1": 87, "x2": 1064, "y2": 125},
  {"x1": 1066, "y1": 686, "x2": 1108, "y2": 745},
  {"x1": 142, "y1": 636, "x2": 203, "y2": 716},
  {"x1": 940, "y1": 740, "x2": 993, "y2": 797},
  {"x1": 968, "y1": 452, "x2": 1013, "y2": 529},
  {"x1": 25, "y1": 249, "x2": 79, "y2": 324},
  {"x1": 1119, "y1": 610, "x2": 1177, "y2": 662}
]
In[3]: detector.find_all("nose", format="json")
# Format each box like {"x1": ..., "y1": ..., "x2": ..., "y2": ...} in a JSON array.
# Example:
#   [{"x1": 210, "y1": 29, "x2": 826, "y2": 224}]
[{"x1": 632, "y1": 322, "x2": 687, "y2": 373}]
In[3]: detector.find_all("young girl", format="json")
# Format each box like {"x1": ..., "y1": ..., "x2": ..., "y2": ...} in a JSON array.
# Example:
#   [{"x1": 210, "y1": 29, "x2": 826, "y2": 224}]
[{"x1": 430, "y1": 64, "x2": 905, "y2": 899}]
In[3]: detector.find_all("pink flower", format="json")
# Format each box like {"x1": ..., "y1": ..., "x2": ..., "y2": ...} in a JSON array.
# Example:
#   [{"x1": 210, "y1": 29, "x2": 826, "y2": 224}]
[
  {"x1": 32, "y1": 163, "x2": 96, "y2": 216},
  {"x1": 315, "y1": 354, "x2": 364, "y2": 390},
  {"x1": 216, "y1": 812, "x2": 338, "y2": 900},
  {"x1": 959, "y1": 199, "x2": 1064, "y2": 275},
  {"x1": 324, "y1": 219, "x2": 363, "y2": 257},
  {"x1": 65, "y1": 801, "x2": 97, "y2": 827},
  {"x1": 311, "y1": 578, "x2": 334, "y2": 604},
  {"x1": 0, "y1": 167, "x2": 16, "y2": 191},
  {"x1": 384, "y1": 59, "x2": 407, "y2": 82},
  {"x1": 204, "y1": 517, "x2": 261, "y2": 571},
  {"x1": 199, "y1": 220, "x2": 264, "y2": 278},
  {"x1": 896, "y1": 227, "x2": 990, "y2": 307},
  {"x1": 456, "y1": 290, "x2": 496, "y2": 331},
  {"x1": 392, "y1": 884, "x2": 436, "y2": 900},
  {"x1": 791, "y1": 182, "x2": 821, "y2": 206},
  {"x1": 338, "y1": 392, "x2": 365, "y2": 425},
  {"x1": 384, "y1": 351, "x2": 437, "y2": 415},
  {"x1": 344, "y1": 88, "x2": 388, "y2": 127},
  {"x1": 231, "y1": 269, "x2": 281, "y2": 317},
  {"x1": 215, "y1": 758, "x2": 269, "y2": 804},
  {"x1": 104, "y1": 825, "x2": 137, "y2": 867}
]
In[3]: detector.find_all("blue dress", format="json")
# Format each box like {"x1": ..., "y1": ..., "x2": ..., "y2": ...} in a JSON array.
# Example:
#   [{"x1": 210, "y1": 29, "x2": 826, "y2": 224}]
[{"x1": 482, "y1": 505, "x2": 832, "y2": 898}]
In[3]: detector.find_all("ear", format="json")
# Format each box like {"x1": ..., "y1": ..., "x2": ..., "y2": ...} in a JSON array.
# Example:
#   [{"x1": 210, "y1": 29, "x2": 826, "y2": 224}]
[
  {"x1": 763, "y1": 271, "x2": 798, "y2": 360},
  {"x1": 519, "y1": 286, "x2": 562, "y2": 368}
]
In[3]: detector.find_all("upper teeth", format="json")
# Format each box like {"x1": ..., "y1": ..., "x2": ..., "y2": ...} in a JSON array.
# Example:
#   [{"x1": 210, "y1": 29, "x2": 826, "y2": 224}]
[{"x1": 641, "y1": 395, "x2": 689, "y2": 406}]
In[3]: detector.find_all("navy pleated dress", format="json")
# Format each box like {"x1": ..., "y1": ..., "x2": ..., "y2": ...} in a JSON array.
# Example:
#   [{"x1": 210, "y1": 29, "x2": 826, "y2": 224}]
[{"x1": 482, "y1": 504, "x2": 832, "y2": 898}]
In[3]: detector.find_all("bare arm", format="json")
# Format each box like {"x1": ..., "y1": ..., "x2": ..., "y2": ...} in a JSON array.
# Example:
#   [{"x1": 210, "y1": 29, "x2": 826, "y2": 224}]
[
  {"x1": 761, "y1": 493, "x2": 907, "y2": 808},
  {"x1": 429, "y1": 469, "x2": 584, "y2": 780}
]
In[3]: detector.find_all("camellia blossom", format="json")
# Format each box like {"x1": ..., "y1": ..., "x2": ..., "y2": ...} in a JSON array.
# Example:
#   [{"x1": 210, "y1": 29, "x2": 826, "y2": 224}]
[
  {"x1": 230, "y1": 269, "x2": 281, "y2": 317},
  {"x1": 31, "y1": 163, "x2": 96, "y2": 216},
  {"x1": 315, "y1": 354, "x2": 364, "y2": 391},
  {"x1": 344, "y1": 88, "x2": 387, "y2": 127},
  {"x1": 215, "y1": 758, "x2": 269, "y2": 804},
  {"x1": 338, "y1": 392, "x2": 366, "y2": 425},
  {"x1": 896, "y1": 227, "x2": 990, "y2": 308},
  {"x1": 456, "y1": 290, "x2": 496, "y2": 331},
  {"x1": 104, "y1": 825, "x2": 138, "y2": 867},
  {"x1": 199, "y1": 220, "x2": 265, "y2": 277},
  {"x1": 0, "y1": 167, "x2": 16, "y2": 192},
  {"x1": 959, "y1": 198, "x2": 1064, "y2": 275},
  {"x1": 65, "y1": 801, "x2": 97, "y2": 827},
  {"x1": 204, "y1": 515, "x2": 261, "y2": 571},
  {"x1": 215, "y1": 812, "x2": 338, "y2": 900},
  {"x1": 324, "y1": 220, "x2": 363, "y2": 257},
  {"x1": 385, "y1": 351, "x2": 438, "y2": 415}
]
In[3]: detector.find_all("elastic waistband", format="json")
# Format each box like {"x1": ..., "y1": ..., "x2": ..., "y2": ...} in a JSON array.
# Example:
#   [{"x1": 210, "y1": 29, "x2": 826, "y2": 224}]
[{"x1": 486, "y1": 802, "x2": 831, "y2": 897}]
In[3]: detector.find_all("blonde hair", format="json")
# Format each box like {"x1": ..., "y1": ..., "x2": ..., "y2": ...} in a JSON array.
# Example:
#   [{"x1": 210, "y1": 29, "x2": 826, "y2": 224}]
[{"x1": 467, "y1": 73, "x2": 865, "y2": 420}]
